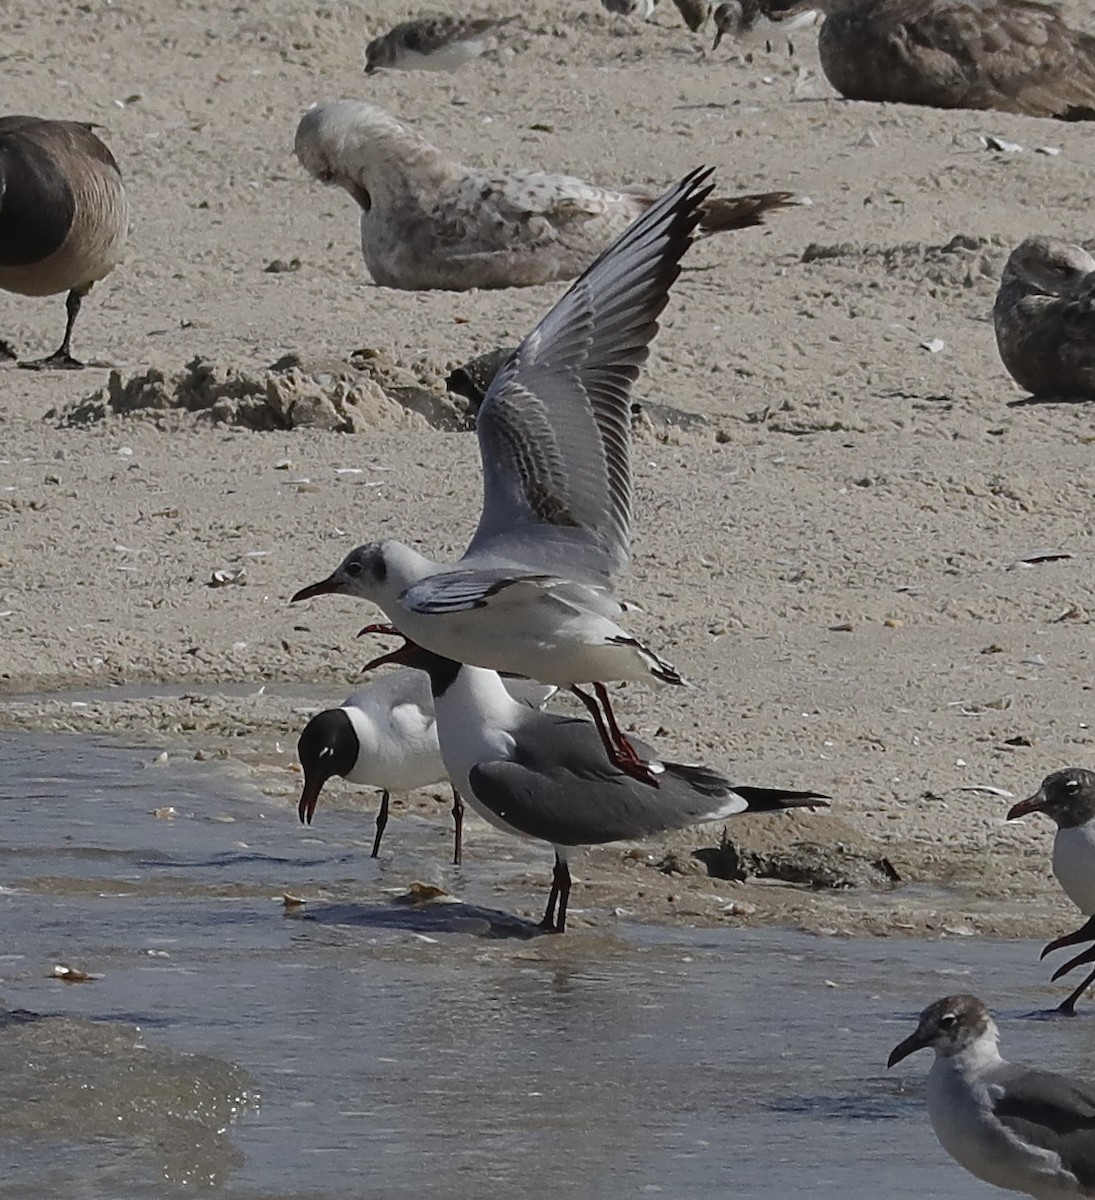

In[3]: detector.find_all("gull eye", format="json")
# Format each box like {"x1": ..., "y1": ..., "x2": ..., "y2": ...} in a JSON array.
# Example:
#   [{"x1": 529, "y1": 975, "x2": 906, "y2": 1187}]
[
  {"x1": 344, "y1": 561, "x2": 363, "y2": 578},
  {"x1": 1065, "y1": 778, "x2": 1081, "y2": 792},
  {"x1": 938, "y1": 1012, "x2": 957, "y2": 1029}
]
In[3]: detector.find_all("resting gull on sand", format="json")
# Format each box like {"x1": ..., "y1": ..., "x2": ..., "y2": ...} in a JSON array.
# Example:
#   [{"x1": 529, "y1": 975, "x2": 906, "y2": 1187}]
[
  {"x1": 293, "y1": 99, "x2": 794, "y2": 290},
  {"x1": 0, "y1": 115, "x2": 128, "y2": 369},
  {"x1": 753, "y1": 0, "x2": 1095, "y2": 119},
  {"x1": 364, "y1": 15, "x2": 518, "y2": 74},
  {"x1": 993, "y1": 236, "x2": 1095, "y2": 400}
]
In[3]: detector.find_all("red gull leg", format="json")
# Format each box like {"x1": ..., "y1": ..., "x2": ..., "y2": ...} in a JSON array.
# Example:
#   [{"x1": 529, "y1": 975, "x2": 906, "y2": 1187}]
[{"x1": 568, "y1": 684, "x2": 660, "y2": 788}]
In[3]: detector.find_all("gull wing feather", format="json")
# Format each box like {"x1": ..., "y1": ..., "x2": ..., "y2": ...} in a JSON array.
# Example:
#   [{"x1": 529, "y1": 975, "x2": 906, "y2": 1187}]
[
  {"x1": 991, "y1": 1067, "x2": 1095, "y2": 1188},
  {"x1": 461, "y1": 166, "x2": 714, "y2": 581}
]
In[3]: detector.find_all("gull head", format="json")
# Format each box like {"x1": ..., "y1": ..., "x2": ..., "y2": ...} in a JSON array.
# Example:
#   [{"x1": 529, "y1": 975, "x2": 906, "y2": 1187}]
[
  {"x1": 292, "y1": 542, "x2": 394, "y2": 605},
  {"x1": 296, "y1": 709, "x2": 358, "y2": 824},
  {"x1": 1008, "y1": 767, "x2": 1095, "y2": 829},
  {"x1": 1002, "y1": 236, "x2": 1095, "y2": 298},
  {"x1": 887, "y1": 995, "x2": 997, "y2": 1067},
  {"x1": 294, "y1": 99, "x2": 448, "y2": 212}
]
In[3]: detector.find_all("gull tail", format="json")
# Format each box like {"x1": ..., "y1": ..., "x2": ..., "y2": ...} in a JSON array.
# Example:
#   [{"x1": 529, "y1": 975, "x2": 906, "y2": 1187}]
[
  {"x1": 727, "y1": 784, "x2": 830, "y2": 812},
  {"x1": 662, "y1": 765, "x2": 830, "y2": 820},
  {"x1": 698, "y1": 191, "x2": 797, "y2": 235}
]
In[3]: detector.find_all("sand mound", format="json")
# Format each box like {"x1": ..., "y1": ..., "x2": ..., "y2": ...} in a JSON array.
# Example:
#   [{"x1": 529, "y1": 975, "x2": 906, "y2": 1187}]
[{"x1": 50, "y1": 352, "x2": 474, "y2": 433}]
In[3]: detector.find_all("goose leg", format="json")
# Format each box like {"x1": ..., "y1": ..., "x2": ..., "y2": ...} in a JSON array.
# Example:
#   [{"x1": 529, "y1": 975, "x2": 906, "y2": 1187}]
[{"x1": 22, "y1": 286, "x2": 89, "y2": 370}]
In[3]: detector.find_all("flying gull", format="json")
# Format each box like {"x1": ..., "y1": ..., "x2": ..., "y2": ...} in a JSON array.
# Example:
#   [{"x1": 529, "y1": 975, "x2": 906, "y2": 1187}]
[
  {"x1": 364, "y1": 15, "x2": 519, "y2": 74},
  {"x1": 752, "y1": 0, "x2": 1095, "y2": 119},
  {"x1": 293, "y1": 99, "x2": 793, "y2": 290},
  {"x1": 1008, "y1": 769, "x2": 1095, "y2": 1014},
  {"x1": 0, "y1": 115, "x2": 128, "y2": 368},
  {"x1": 889, "y1": 993, "x2": 1095, "y2": 1198},
  {"x1": 994, "y1": 237, "x2": 1095, "y2": 401},
  {"x1": 363, "y1": 641, "x2": 828, "y2": 932},
  {"x1": 296, "y1": 669, "x2": 555, "y2": 863},
  {"x1": 293, "y1": 168, "x2": 716, "y2": 784}
]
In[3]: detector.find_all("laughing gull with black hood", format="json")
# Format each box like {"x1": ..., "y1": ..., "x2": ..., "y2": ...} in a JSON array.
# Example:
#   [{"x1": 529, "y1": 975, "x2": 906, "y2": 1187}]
[
  {"x1": 1008, "y1": 768, "x2": 1095, "y2": 1014},
  {"x1": 362, "y1": 640, "x2": 829, "y2": 932},
  {"x1": 296, "y1": 670, "x2": 555, "y2": 864},
  {"x1": 293, "y1": 168, "x2": 713, "y2": 785},
  {"x1": 889, "y1": 993, "x2": 1095, "y2": 1199}
]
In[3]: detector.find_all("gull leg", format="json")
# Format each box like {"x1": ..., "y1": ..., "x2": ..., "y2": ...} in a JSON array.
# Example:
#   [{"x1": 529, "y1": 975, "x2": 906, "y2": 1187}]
[
  {"x1": 451, "y1": 787, "x2": 464, "y2": 866},
  {"x1": 569, "y1": 685, "x2": 660, "y2": 788},
  {"x1": 1059, "y1": 967, "x2": 1095, "y2": 1016},
  {"x1": 370, "y1": 789, "x2": 390, "y2": 858},
  {"x1": 1041, "y1": 914, "x2": 1095, "y2": 960},
  {"x1": 21, "y1": 287, "x2": 88, "y2": 370},
  {"x1": 539, "y1": 853, "x2": 571, "y2": 933}
]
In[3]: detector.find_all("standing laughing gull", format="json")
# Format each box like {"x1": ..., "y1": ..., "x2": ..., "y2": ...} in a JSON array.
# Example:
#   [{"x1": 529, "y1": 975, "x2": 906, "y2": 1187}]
[
  {"x1": 1008, "y1": 769, "x2": 1095, "y2": 1014},
  {"x1": 754, "y1": 0, "x2": 1095, "y2": 120},
  {"x1": 293, "y1": 102, "x2": 793, "y2": 290},
  {"x1": 994, "y1": 238, "x2": 1095, "y2": 401},
  {"x1": 0, "y1": 116, "x2": 128, "y2": 368},
  {"x1": 296, "y1": 669, "x2": 555, "y2": 864},
  {"x1": 888, "y1": 994, "x2": 1095, "y2": 1198},
  {"x1": 363, "y1": 641, "x2": 829, "y2": 932},
  {"x1": 293, "y1": 168, "x2": 714, "y2": 784}
]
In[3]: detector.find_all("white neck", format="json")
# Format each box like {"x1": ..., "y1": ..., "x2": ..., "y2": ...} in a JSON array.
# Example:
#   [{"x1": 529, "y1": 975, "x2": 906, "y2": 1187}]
[
  {"x1": 431, "y1": 664, "x2": 524, "y2": 791},
  {"x1": 935, "y1": 1027, "x2": 1005, "y2": 1082}
]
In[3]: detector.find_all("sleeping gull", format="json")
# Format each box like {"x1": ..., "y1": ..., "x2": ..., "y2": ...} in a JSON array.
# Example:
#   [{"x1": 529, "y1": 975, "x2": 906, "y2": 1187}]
[
  {"x1": 752, "y1": 0, "x2": 1095, "y2": 119},
  {"x1": 293, "y1": 168, "x2": 712, "y2": 784},
  {"x1": 293, "y1": 99, "x2": 794, "y2": 290},
  {"x1": 1008, "y1": 769, "x2": 1095, "y2": 1014},
  {"x1": 889, "y1": 993, "x2": 1095, "y2": 1198},
  {"x1": 296, "y1": 669, "x2": 555, "y2": 863},
  {"x1": 364, "y1": 15, "x2": 519, "y2": 74},
  {"x1": 0, "y1": 115, "x2": 128, "y2": 368},
  {"x1": 994, "y1": 238, "x2": 1095, "y2": 401},
  {"x1": 364, "y1": 642, "x2": 828, "y2": 932}
]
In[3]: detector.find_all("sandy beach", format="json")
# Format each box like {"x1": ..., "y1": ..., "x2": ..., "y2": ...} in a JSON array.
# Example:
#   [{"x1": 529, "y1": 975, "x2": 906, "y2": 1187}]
[{"x1": 2, "y1": 0, "x2": 1093, "y2": 939}]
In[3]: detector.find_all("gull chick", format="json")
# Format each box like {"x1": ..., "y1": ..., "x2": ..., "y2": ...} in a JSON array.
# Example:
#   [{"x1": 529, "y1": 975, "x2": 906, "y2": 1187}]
[
  {"x1": 293, "y1": 99, "x2": 794, "y2": 290},
  {"x1": 1008, "y1": 769, "x2": 1095, "y2": 1013},
  {"x1": 755, "y1": 0, "x2": 1095, "y2": 119},
  {"x1": 365, "y1": 15, "x2": 518, "y2": 74},
  {"x1": 293, "y1": 170, "x2": 714, "y2": 784},
  {"x1": 368, "y1": 642, "x2": 828, "y2": 932},
  {"x1": 0, "y1": 116, "x2": 128, "y2": 369},
  {"x1": 296, "y1": 669, "x2": 554, "y2": 864},
  {"x1": 889, "y1": 994, "x2": 1095, "y2": 1199},
  {"x1": 994, "y1": 237, "x2": 1095, "y2": 401}
]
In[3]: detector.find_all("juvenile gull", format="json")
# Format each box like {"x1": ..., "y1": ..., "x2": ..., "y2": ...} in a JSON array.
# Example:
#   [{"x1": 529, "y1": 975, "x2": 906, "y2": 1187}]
[
  {"x1": 365, "y1": 642, "x2": 828, "y2": 932},
  {"x1": 754, "y1": 0, "x2": 1095, "y2": 119},
  {"x1": 293, "y1": 100, "x2": 793, "y2": 290},
  {"x1": 0, "y1": 116, "x2": 128, "y2": 368},
  {"x1": 364, "y1": 15, "x2": 518, "y2": 74},
  {"x1": 293, "y1": 169, "x2": 714, "y2": 783},
  {"x1": 296, "y1": 669, "x2": 554, "y2": 864},
  {"x1": 994, "y1": 238, "x2": 1095, "y2": 401},
  {"x1": 1008, "y1": 769, "x2": 1095, "y2": 1014},
  {"x1": 889, "y1": 993, "x2": 1095, "y2": 1198}
]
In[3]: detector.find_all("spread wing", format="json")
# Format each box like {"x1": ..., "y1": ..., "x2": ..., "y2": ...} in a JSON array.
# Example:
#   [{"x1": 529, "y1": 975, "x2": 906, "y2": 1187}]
[{"x1": 460, "y1": 167, "x2": 714, "y2": 581}]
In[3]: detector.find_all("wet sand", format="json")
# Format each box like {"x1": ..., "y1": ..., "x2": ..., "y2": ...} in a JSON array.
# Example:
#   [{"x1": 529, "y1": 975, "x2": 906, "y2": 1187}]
[{"x1": 2, "y1": 0, "x2": 1094, "y2": 939}]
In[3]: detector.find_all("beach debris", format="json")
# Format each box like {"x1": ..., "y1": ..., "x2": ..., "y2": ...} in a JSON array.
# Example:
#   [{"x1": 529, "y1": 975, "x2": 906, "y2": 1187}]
[
  {"x1": 52, "y1": 964, "x2": 99, "y2": 983},
  {"x1": 209, "y1": 565, "x2": 246, "y2": 588}
]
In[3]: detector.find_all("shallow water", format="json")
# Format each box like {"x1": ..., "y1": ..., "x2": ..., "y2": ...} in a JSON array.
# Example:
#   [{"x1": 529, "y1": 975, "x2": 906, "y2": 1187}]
[{"x1": 3, "y1": 730, "x2": 1094, "y2": 1199}]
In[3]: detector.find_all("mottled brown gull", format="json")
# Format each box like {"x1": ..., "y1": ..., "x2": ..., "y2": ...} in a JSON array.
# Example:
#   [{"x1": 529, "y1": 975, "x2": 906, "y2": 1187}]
[
  {"x1": 294, "y1": 99, "x2": 793, "y2": 291},
  {"x1": 0, "y1": 116, "x2": 128, "y2": 369},
  {"x1": 993, "y1": 236, "x2": 1095, "y2": 400},
  {"x1": 756, "y1": 0, "x2": 1095, "y2": 119},
  {"x1": 364, "y1": 15, "x2": 519, "y2": 74}
]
